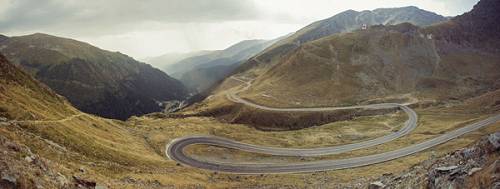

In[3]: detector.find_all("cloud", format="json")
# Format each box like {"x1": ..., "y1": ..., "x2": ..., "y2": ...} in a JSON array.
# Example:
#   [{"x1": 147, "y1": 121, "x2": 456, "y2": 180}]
[
  {"x1": 0, "y1": 0, "x2": 480, "y2": 58},
  {"x1": 0, "y1": 0, "x2": 261, "y2": 34}
]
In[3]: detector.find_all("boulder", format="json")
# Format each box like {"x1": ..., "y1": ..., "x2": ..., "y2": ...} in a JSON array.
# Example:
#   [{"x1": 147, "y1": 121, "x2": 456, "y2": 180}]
[
  {"x1": 468, "y1": 167, "x2": 482, "y2": 176},
  {"x1": 435, "y1": 166, "x2": 458, "y2": 172},
  {"x1": 4, "y1": 141, "x2": 20, "y2": 152},
  {"x1": 24, "y1": 156, "x2": 34, "y2": 163},
  {"x1": 369, "y1": 181, "x2": 385, "y2": 189},
  {"x1": 0, "y1": 174, "x2": 17, "y2": 189},
  {"x1": 488, "y1": 132, "x2": 500, "y2": 150},
  {"x1": 494, "y1": 160, "x2": 500, "y2": 174},
  {"x1": 72, "y1": 176, "x2": 96, "y2": 188},
  {"x1": 492, "y1": 182, "x2": 500, "y2": 189}
]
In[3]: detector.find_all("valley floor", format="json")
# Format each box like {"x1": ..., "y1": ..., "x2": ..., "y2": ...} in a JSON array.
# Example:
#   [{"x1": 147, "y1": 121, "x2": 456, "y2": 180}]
[{"x1": 1, "y1": 95, "x2": 499, "y2": 188}]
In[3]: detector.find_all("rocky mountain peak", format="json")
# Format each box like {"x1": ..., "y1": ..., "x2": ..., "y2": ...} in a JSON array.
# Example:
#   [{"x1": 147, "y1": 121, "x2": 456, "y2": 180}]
[
  {"x1": 456, "y1": 0, "x2": 500, "y2": 25},
  {"x1": 471, "y1": 0, "x2": 500, "y2": 16},
  {"x1": 0, "y1": 35, "x2": 8, "y2": 43},
  {"x1": 431, "y1": 0, "x2": 500, "y2": 49}
]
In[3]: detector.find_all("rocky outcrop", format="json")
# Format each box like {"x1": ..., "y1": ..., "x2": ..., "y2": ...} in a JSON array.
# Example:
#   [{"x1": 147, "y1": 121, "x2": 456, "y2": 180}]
[
  {"x1": 367, "y1": 132, "x2": 500, "y2": 188},
  {"x1": 0, "y1": 131, "x2": 69, "y2": 188},
  {"x1": 368, "y1": 181, "x2": 386, "y2": 189},
  {"x1": 488, "y1": 132, "x2": 500, "y2": 149}
]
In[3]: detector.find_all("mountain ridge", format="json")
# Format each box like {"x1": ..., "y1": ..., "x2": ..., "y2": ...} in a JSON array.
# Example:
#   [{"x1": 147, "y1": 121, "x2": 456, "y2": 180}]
[
  {"x1": 165, "y1": 38, "x2": 280, "y2": 93},
  {"x1": 194, "y1": 2, "x2": 499, "y2": 120},
  {"x1": 235, "y1": 6, "x2": 448, "y2": 75},
  {"x1": 0, "y1": 33, "x2": 189, "y2": 120}
]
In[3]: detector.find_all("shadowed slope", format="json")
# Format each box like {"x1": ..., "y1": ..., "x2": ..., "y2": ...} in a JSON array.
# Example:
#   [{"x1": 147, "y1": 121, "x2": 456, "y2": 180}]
[{"x1": 0, "y1": 33, "x2": 188, "y2": 120}]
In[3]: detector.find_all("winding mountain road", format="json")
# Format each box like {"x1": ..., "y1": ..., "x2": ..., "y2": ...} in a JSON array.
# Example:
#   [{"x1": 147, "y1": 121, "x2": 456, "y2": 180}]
[{"x1": 166, "y1": 76, "x2": 500, "y2": 174}]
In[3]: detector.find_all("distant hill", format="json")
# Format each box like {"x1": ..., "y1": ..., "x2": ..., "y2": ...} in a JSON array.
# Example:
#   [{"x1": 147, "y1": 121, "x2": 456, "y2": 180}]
[
  {"x1": 208, "y1": 1, "x2": 500, "y2": 108},
  {"x1": 0, "y1": 33, "x2": 189, "y2": 120},
  {"x1": 163, "y1": 39, "x2": 280, "y2": 93},
  {"x1": 143, "y1": 50, "x2": 212, "y2": 73},
  {"x1": 236, "y1": 6, "x2": 448, "y2": 74}
]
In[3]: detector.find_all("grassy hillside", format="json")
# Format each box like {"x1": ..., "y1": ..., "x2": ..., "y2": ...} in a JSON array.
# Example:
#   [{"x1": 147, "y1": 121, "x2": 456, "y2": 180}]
[
  {"x1": 1, "y1": 51, "x2": 499, "y2": 188},
  {"x1": 234, "y1": 6, "x2": 447, "y2": 76},
  {"x1": 196, "y1": 1, "x2": 499, "y2": 114},
  {"x1": 1, "y1": 1, "x2": 499, "y2": 188},
  {"x1": 0, "y1": 53, "x2": 169, "y2": 187},
  {"x1": 236, "y1": 23, "x2": 499, "y2": 108},
  {"x1": 0, "y1": 33, "x2": 188, "y2": 120}
]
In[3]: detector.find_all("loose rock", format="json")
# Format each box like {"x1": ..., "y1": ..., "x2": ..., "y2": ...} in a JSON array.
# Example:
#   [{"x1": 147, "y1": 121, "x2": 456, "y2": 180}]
[
  {"x1": 0, "y1": 174, "x2": 17, "y2": 189},
  {"x1": 435, "y1": 166, "x2": 458, "y2": 172},
  {"x1": 24, "y1": 156, "x2": 34, "y2": 163},
  {"x1": 488, "y1": 132, "x2": 500, "y2": 150},
  {"x1": 467, "y1": 167, "x2": 482, "y2": 176},
  {"x1": 492, "y1": 182, "x2": 500, "y2": 189},
  {"x1": 368, "y1": 181, "x2": 385, "y2": 189},
  {"x1": 72, "y1": 176, "x2": 96, "y2": 188}
]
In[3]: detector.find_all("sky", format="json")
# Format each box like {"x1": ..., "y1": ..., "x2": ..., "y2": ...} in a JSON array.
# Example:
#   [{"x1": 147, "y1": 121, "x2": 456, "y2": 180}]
[{"x1": 0, "y1": 0, "x2": 479, "y2": 59}]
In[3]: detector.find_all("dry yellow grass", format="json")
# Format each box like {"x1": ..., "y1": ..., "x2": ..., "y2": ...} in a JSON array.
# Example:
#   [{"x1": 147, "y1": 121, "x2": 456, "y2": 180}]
[
  {"x1": 2, "y1": 93, "x2": 499, "y2": 188},
  {"x1": 126, "y1": 104, "x2": 499, "y2": 188},
  {"x1": 2, "y1": 59, "x2": 499, "y2": 188}
]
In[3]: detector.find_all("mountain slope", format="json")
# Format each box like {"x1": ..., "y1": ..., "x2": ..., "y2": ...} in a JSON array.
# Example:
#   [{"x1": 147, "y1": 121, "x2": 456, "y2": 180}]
[
  {"x1": 197, "y1": 2, "x2": 499, "y2": 111},
  {"x1": 164, "y1": 39, "x2": 271, "y2": 77},
  {"x1": 0, "y1": 53, "x2": 76, "y2": 120},
  {"x1": 292, "y1": 6, "x2": 447, "y2": 44},
  {"x1": 236, "y1": 6, "x2": 448, "y2": 75},
  {"x1": 165, "y1": 39, "x2": 279, "y2": 93},
  {"x1": 0, "y1": 53, "x2": 175, "y2": 187},
  {"x1": 143, "y1": 51, "x2": 212, "y2": 72},
  {"x1": 0, "y1": 33, "x2": 189, "y2": 120}
]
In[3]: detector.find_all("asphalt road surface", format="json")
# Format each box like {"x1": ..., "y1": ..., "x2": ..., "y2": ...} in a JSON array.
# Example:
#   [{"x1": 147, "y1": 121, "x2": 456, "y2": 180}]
[{"x1": 166, "y1": 76, "x2": 500, "y2": 174}]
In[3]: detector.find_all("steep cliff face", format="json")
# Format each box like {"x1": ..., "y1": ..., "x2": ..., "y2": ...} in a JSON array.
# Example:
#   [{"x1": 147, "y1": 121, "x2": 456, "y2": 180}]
[
  {"x1": 426, "y1": 0, "x2": 500, "y2": 50},
  {"x1": 0, "y1": 33, "x2": 188, "y2": 120}
]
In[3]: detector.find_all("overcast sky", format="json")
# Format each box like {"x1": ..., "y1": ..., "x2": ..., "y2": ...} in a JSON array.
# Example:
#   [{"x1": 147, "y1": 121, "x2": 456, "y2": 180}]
[{"x1": 0, "y1": 0, "x2": 479, "y2": 59}]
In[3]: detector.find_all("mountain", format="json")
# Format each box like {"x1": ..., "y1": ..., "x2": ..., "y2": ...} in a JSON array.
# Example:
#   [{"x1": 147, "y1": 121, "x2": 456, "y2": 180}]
[
  {"x1": 205, "y1": 2, "x2": 499, "y2": 109},
  {"x1": 0, "y1": 34, "x2": 8, "y2": 42},
  {"x1": 166, "y1": 39, "x2": 280, "y2": 93},
  {"x1": 0, "y1": 53, "x2": 74, "y2": 120},
  {"x1": 0, "y1": 33, "x2": 189, "y2": 120},
  {"x1": 143, "y1": 51, "x2": 212, "y2": 73},
  {"x1": 424, "y1": 0, "x2": 500, "y2": 49},
  {"x1": 236, "y1": 6, "x2": 448, "y2": 74},
  {"x1": 0, "y1": 53, "x2": 171, "y2": 187},
  {"x1": 291, "y1": 6, "x2": 447, "y2": 44},
  {"x1": 164, "y1": 40, "x2": 272, "y2": 77}
]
